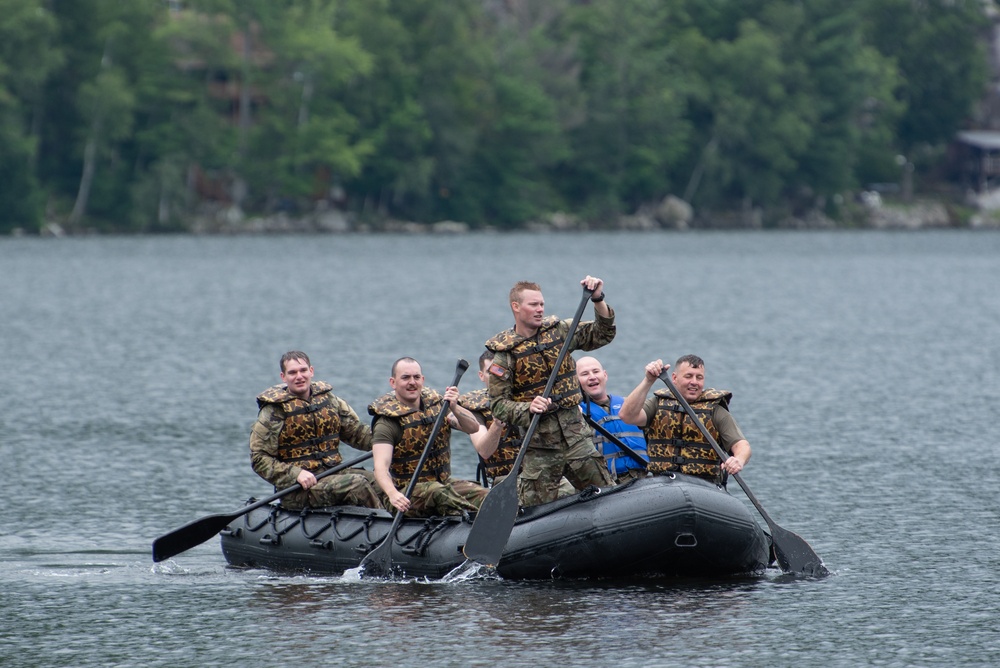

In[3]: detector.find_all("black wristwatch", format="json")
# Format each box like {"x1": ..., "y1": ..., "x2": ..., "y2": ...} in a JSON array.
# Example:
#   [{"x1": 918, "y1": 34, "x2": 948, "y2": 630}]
[{"x1": 591, "y1": 291, "x2": 606, "y2": 303}]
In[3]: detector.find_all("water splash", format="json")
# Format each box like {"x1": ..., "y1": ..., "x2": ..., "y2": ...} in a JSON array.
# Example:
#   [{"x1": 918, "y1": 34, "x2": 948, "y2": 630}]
[{"x1": 441, "y1": 559, "x2": 499, "y2": 583}]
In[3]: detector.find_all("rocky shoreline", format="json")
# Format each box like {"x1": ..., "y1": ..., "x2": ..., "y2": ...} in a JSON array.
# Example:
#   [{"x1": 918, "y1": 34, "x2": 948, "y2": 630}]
[{"x1": 34, "y1": 190, "x2": 1000, "y2": 237}]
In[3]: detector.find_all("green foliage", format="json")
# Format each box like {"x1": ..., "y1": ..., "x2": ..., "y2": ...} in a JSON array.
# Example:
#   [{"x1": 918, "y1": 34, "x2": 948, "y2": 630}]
[
  {"x1": 0, "y1": 128, "x2": 44, "y2": 232},
  {"x1": 0, "y1": 0, "x2": 61, "y2": 231},
  {"x1": 447, "y1": 1, "x2": 571, "y2": 226},
  {"x1": 0, "y1": 0, "x2": 991, "y2": 232},
  {"x1": 559, "y1": 0, "x2": 692, "y2": 218},
  {"x1": 861, "y1": 0, "x2": 989, "y2": 152}
]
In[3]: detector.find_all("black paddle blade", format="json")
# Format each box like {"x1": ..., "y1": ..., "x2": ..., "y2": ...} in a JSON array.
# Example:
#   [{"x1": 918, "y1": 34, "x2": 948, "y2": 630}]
[
  {"x1": 152, "y1": 512, "x2": 235, "y2": 562},
  {"x1": 462, "y1": 474, "x2": 519, "y2": 567},
  {"x1": 770, "y1": 525, "x2": 830, "y2": 577},
  {"x1": 358, "y1": 541, "x2": 395, "y2": 579}
]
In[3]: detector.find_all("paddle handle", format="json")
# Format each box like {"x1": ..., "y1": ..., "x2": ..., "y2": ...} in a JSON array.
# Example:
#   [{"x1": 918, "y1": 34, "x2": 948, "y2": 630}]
[
  {"x1": 246, "y1": 451, "x2": 375, "y2": 514},
  {"x1": 151, "y1": 450, "x2": 375, "y2": 562}
]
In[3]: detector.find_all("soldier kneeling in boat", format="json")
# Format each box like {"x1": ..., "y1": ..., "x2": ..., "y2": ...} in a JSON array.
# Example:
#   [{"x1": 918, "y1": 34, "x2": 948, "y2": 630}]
[
  {"x1": 250, "y1": 350, "x2": 384, "y2": 510},
  {"x1": 369, "y1": 357, "x2": 488, "y2": 517}
]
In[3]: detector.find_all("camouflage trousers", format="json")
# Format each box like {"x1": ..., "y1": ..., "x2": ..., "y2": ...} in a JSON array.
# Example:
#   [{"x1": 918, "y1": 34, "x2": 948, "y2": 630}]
[
  {"x1": 391, "y1": 477, "x2": 489, "y2": 518},
  {"x1": 493, "y1": 473, "x2": 576, "y2": 499},
  {"x1": 280, "y1": 467, "x2": 383, "y2": 510},
  {"x1": 517, "y1": 439, "x2": 614, "y2": 507},
  {"x1": 613, "y1": 468, "x2": 647, "y2": 484}
]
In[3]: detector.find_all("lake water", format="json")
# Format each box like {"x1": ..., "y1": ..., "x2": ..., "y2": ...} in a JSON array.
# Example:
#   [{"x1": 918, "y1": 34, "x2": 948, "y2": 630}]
[{"x1": 1, "y1": 230, "x2": 998, "y2": 667}]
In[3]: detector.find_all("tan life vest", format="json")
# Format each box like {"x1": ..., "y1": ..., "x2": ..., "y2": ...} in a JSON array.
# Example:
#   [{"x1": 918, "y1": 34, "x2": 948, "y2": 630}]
[
  {"x1": 458, "y1": 387, "x2": 491, "y2": 417},
  {"x1": 459, "y1": 387, "x2": 521, "y2": 482},
  {"x1": 643, "y1": 388, "x2": 732, "y2": 483},
  {"x1": 256, "y1": 381, "x2": 342, "y2": 472},
  {"x1": 486, "y1": 316, "x2": 582, "y2": 408},
  {"x1": 369, "y1": 388, "x2": 451, "y2": 488}
]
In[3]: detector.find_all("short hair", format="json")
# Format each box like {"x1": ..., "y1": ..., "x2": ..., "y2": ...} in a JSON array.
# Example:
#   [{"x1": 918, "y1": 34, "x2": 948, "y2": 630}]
[
  {"x1": 509, "y1": 280, "x2": 541, "y2": 304},
  {"x1": 391, "y1": 356, "x2": 420, "y2": 377},
  {"x1": 280, "y1": 350, "x2": 310, "y2": 372},
  {"x1": 478, "y1": 349, "x2": 495, "y2": 372},
  {"x1": 674, "y1": 354, "x2": 705, "y2": 370}
]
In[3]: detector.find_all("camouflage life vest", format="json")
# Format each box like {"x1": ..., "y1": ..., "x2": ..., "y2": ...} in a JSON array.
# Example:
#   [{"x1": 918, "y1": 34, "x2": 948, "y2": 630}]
[
  {"x1": 459, "y1": 387, "x2": 521, "y2": 482},
  {"x1": 643, "y1": 388, "x2": 732, "y2": 483},
  {"x1": 368, "y1": 388, "x2": 451, "y2": 488},
  {"x1": 256, "y1": 381, "x2": 342, "y2": 472},
  {"x1": 458, "y1": 387, "x2": 491, "y2": 418},
  {"x1": 486, "y1": 316, "x2": 582, "y2": 408}
]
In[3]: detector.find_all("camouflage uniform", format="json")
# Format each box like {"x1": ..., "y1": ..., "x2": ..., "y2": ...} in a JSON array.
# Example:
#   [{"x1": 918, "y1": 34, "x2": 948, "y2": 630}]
[
  {"x1": 250, "y1": 381, "x2": 382, "y2": 510},
  {"x1": 486, "y1": 311, "x2": 616, "y2": 506},
  {"x1": 369, "y1": 388, "x2": 488, "y2": 517},
  {"x1": 640, "y1": 388, "x2": 746, "y2": 485}
]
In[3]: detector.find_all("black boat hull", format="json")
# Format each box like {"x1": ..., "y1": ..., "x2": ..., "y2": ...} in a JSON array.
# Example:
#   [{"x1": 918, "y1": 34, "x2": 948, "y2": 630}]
[{"x1": 220, "y1": 474, "x2": 771, "y2": 579}]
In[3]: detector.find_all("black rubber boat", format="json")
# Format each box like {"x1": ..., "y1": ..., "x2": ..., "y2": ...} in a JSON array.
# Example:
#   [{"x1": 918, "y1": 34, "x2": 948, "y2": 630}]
[{"x1": 220, "y1": 473, "x2": 772, "y2": 580}]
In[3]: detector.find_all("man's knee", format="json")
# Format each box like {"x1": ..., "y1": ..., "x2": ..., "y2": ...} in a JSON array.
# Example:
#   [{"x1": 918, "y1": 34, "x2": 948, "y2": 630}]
[{"x1": 566, "y1": 452, "x2": 613, "y2": 488}]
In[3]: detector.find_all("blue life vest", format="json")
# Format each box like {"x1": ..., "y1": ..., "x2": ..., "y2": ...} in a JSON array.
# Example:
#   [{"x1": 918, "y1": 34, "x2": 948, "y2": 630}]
[{"x1": 581, "y1": 395, "x2": 649, "y2": 475}]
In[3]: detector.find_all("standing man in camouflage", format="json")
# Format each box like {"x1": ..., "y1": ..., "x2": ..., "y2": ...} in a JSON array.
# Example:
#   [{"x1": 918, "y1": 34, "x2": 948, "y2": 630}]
[
  {"x1": 618, "y1": 355, "x2": 751, "y2": 484},
  {"x1": 485, "y1": 277, "x2": 616, "y2": 506},
  {"x1": 250, "y1": 351, "x2": 383, "y2": 510},
  {"x1": 369, "y1": 357, "x2": 488, "y2": 517}
]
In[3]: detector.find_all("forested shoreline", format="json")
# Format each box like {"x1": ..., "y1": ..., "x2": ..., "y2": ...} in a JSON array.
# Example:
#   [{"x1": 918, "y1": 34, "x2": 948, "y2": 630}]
[{"x1": 0, "y1": 0, "x2": 992, "y2": 234}]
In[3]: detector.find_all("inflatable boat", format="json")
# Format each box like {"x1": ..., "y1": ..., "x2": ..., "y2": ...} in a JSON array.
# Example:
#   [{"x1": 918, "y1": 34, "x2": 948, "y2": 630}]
[{"x1": 220, "y1": 473, "x2": 772, "y2": 580}]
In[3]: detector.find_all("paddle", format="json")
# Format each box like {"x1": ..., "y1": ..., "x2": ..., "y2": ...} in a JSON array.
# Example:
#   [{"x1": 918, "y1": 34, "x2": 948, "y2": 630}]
[
  {"x1": 152, "y1": 451, "x2": 374, "y2": 562},
  {"x1": 657, "y1": 369, "x2": 829, "y2": 576},
  {"x1": 580, "y1": 411, "x2": 649, "y2": 471},
  {"x1": 359, "y1": 358, "x2": 470, "y2": 578},
  {"x1": 463, "y1": 286, "x2": 594, "y2": 567}
]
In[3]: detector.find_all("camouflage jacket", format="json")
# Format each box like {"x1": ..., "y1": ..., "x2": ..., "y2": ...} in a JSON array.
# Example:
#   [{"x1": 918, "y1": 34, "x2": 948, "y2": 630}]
[
  {"x1": 249, "y1": 381, "x2": 372, "y2": 490},
  {"x1": 485, "y1": 308, "x2": 615, "y2": 450}
]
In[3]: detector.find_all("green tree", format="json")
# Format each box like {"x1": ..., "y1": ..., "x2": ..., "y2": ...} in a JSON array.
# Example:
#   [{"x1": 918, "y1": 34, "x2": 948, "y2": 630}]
[
  {"x1": 760, "y1": 1, "x2": 901, "y2": 204},
  {"x1": 9, "y1": 0, "x2": 992, "y2": 233},
  {"x1": 862, "y1": 0, "x2": 988, "y2": 153},
  {"x1": 39, "y1": 0, "x2": 171, "y2": 231},
  {"x1": 159, "y1": 0, "x2": 375, "y2": 217},
  {"x1": 559, "y1": 0, "x2": 693, "y2": 218},
  {"x1": 686, "y1": 18, "x2": 814, "y2": 208},
  {"x1": 390, "y1": 0, "x2": 494, "y2": 223},
  {"x1": 676, "y1": 0, "x2": 903, "y2": 215},
  {"x1": 338, "y1": 0, "x2": 498, "y2": 224},
  {"x1": 244, "y1": 0, "x2": 374, "y2": 210},
  {"x1": 451, "y1": 1, "x2": 575, "y2": 226},
  {"x1": 336, "y1": 0, "x2": 434, "y2": 218},
  {"x1": 0, "y1": 0, "x2": 62, "y2": 231},
  {"x1": 132, "y1": 5, "x2": 242, "y2": 230}
]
